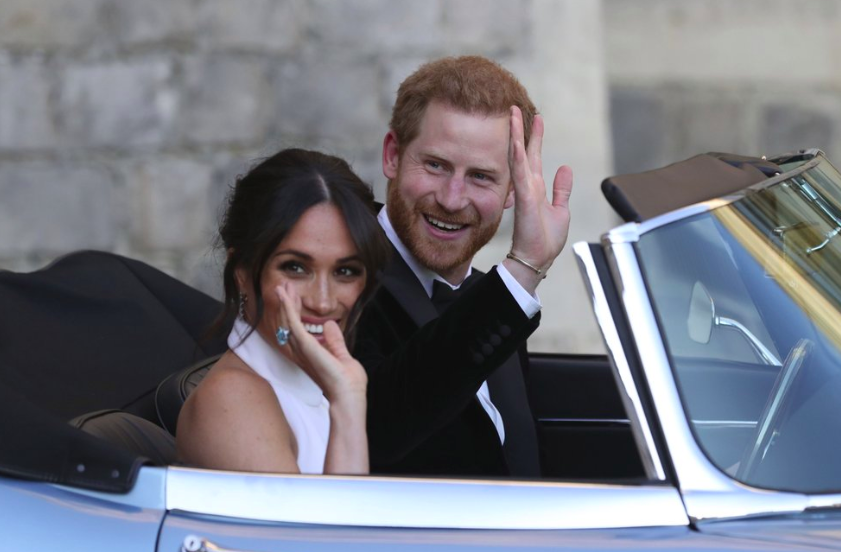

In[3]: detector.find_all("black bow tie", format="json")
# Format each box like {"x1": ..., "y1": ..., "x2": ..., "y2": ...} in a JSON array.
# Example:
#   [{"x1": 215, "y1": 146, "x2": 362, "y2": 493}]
[{"x1": 431, "y1": 273, "x2": 479, "y2": 314}]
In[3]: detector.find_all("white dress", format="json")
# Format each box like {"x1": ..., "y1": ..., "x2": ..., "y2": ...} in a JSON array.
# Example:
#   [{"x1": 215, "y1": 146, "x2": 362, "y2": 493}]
[{"x1": 228, "y1": 318, "x2": 330, "y2": 474}]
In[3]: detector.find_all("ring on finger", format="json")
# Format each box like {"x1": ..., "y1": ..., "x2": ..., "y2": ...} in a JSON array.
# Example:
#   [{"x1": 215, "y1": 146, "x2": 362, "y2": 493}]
[{"x1": 276, "y1": 326, "x2": 290, "y2": 346}]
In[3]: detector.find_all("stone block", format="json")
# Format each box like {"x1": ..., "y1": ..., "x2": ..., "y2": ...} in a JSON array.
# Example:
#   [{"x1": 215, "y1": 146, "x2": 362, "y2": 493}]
[
  {"x1": 0, "y1": 0, "x2": 105, "y2": 49},
  {"x1": 180, "y1": 56, "x2": 273, "y2": 145},
  {"x1": 0, "y1": 162, "x2": 119, "y2": 256},
  {"x1": 274, "y1": 58, "x2": 384, "y2": 144},
  {"x1": 671, "y1": 90, "x2": 750, "y2": 159},
  {"x1": 381, "y1": 56, "x2": 430, "y2": 112},
  {"x1": 605, "y1": 0, "x2": 841, "y2": 85},
  {"x1": 760, "y1": 103, "x2": 836, "y2": 158},
  {"x1": 123, "y1": 157, "x2": 214, "y2": 250},
  {"x1": 183, "y1": 248, "x2": 225, "y2": 300},
  {"x1": 309, "y1": 0, "x2": 442, "y2": 54},
  {"x1": 197, "y1": 0, "x2": 306, "y2": 53},
  {"x1": 106, "y1": 0, "x2": 196, "y2": 46},
  {"x1": 59, "y1": 59, "x2": 177, "y2": 148},
  {"x1": 0, "y1": 57, "x2": 57, "y2": 149},
  {"x1": 609, "y1": 87, "x2": 668, "y2": 174},
  {"x1": 443, "y1": 0, "x2": 529, "y2": 53}
]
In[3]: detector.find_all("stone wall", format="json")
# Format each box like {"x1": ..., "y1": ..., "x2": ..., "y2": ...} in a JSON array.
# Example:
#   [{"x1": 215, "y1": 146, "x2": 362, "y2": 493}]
[
  {"x1": 605, "y1": 0, "x2": 841, "y2": 174},
  {"x1": 0, "y1": 1, "x2": 614, "y2": 353}
]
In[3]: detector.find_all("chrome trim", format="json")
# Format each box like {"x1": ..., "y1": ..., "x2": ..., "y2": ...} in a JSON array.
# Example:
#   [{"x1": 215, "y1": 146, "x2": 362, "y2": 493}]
[
  {"x1": 165, "y1": 467, "x2": 688, "y2": 530},
  {"x1": 183, "y1": 535, "x2": 249, "y2": 552},
  {"x1": 573, "y1": 242, "x2": 666, "y2": 481},
  {"x1": 606, "y1": 201, "x2": 732, "y2": 244},
  {"x1": 691, "y1": 420, "x2": 756, "y2": 429},
  {"x1": 806, "y1": 493, "x2": 841, "y2": 510},
  {"x1": 716, "y1": 316, "x2": 782, "y2": 366},
  {"x1": 537, "y1": 418, "x2": 630, "y2": 425},
  {"x1": 602, "y1": 238, "x2": 812, "y2": 521},
  {"x1": 604, "y1": 153, "x2": 826, "y2": 243}
]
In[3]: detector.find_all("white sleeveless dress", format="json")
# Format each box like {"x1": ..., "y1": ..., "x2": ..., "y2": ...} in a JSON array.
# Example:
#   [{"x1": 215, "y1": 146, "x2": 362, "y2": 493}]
[{"x1": 228, "y1": 319, "x2": 330, "y2": 474}]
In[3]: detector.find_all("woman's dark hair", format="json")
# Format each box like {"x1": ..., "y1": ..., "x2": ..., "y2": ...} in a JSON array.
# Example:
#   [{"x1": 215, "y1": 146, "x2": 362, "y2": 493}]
[{"x1": 216, "y1": 148, "x2": 389, "y2": 345}]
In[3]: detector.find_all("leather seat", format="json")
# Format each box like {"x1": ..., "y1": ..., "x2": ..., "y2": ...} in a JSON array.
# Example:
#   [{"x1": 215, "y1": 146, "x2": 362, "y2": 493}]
[
  {"x1": 70, "y1": 410, "x2": 176, "y2": 466},
  {"x1": 155, "y1": 354, "x2": 221, "y2": 435}
]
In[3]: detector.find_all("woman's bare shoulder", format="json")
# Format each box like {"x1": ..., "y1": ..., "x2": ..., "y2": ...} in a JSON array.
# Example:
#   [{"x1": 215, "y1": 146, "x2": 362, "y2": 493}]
[
  {"x1": 181, "y1": 351, "x2": 276, "y2": 422},
  {"x1": 176, "y1": 350, "x2": 298, "y2": 472}
]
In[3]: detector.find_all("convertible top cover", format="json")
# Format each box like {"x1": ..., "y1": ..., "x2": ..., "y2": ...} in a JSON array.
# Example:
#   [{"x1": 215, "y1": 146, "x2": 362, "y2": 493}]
[
  {"x1": 0, "y1": 251, "x2": 227, "y2": 491},
  {"x1": 602, "y1": 152, "x2": 782, "y2": 222}
]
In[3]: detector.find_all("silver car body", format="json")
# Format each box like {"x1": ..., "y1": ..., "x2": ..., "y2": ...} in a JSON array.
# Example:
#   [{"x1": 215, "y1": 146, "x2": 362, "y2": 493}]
[{"x1": 4, "y1": 150, "x2": 841, "y2": 551}]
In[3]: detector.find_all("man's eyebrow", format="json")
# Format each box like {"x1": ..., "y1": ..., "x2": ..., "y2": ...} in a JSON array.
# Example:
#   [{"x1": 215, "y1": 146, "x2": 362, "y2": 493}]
[
  {"x1": 470, "y1": 164, "x2": 501, "y2": 175},
  {"x1": 420, "y1": 150, "x2": 501, "y2": 175}
]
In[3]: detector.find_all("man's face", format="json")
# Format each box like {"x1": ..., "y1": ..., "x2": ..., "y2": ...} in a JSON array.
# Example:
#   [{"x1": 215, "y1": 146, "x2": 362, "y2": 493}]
[{"x1": 383, "y1": 101, "x2": 514, "y2": 282}]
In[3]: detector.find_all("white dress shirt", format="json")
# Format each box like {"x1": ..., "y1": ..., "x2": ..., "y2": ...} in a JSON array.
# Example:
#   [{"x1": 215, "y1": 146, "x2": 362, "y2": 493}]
[{"x1": 378, "y1": 206, "x2": 542, "y2": 445}]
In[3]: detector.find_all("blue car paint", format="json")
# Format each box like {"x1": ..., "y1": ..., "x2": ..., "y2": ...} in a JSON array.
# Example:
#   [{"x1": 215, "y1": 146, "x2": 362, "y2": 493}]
[
  {"x1": 158, "y1": 510, "x2": 835, "y2": 552},
  {"x1": 0, "y1": 469, "x2": 165, "y2": 552}
]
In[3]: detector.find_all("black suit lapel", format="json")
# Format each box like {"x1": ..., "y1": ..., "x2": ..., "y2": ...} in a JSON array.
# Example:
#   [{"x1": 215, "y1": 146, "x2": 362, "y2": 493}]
[
  {"x1": 376, "y1": 243, "x2": 539, "y2": 477},
  {"x1": 379, "y1": 245, "x2": 439, "y2": 328},
  {"x1": 487, "y1": 354, "x2": 541, "y2": 477}
]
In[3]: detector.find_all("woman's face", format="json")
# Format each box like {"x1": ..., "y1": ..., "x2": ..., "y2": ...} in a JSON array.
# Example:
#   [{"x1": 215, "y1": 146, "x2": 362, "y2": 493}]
[{"x1": 238, "y1": 203, "x2": 366, "y2": 366}]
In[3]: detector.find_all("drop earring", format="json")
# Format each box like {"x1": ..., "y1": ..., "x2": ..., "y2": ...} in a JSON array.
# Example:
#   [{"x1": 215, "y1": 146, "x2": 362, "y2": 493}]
[{"x1": 238, "y1": 292, "x2": 248, "y2": 321}]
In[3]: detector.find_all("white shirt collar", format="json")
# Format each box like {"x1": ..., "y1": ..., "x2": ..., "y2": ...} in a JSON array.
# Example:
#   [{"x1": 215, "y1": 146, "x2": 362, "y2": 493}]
[
  {"x1": 228, "y1": 318, "x2": 324, "y2": 407},
  {"x1": 378, "y1": 205, "x2": 473, "y2": 297}
]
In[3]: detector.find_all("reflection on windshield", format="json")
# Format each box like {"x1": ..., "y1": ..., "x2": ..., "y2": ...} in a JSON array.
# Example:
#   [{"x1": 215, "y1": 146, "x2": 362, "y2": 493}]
[{"x1": 637, "y1": 155, "x2": 841, "y2": 494}]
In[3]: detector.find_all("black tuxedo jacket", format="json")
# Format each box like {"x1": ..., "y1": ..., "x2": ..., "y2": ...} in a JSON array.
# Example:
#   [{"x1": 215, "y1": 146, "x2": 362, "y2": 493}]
[{"x1": 353, "y1": 248, "x2": 542, "y2": 477}]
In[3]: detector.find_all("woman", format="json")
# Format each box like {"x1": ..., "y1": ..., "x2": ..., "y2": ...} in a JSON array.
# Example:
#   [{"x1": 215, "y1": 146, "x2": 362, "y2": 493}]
[{"x1": 177, "y1": 148, "x2": 389, "y2": 474}]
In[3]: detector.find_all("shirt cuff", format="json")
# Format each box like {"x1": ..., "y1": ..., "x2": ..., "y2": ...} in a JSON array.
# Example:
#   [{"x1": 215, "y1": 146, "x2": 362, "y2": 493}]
[{"x1": 497, "y1": 264, "x2": 541, "y2": 319}]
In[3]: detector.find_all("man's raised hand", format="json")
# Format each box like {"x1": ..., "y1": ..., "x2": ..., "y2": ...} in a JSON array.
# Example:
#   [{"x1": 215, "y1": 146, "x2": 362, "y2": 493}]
[{"x1": 503, "y1": 106, "x2": 574, "y2": 295}]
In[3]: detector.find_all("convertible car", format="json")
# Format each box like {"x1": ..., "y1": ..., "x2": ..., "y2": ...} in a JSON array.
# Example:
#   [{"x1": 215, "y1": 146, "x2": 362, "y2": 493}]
[{"x1": 2, "y1": 149, "x2": 841, "y2": 551}]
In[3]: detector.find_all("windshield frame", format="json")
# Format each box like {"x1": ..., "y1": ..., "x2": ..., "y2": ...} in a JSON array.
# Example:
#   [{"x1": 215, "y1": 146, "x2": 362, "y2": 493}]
[{"x1": 595, "y1": 150, "x2": 841, "y2": 522}]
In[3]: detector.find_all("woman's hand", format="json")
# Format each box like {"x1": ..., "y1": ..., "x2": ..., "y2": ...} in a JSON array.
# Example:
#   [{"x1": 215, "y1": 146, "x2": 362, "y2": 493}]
[{"x1": 274, "y1": 283, "x2": 367, "y2": 402}]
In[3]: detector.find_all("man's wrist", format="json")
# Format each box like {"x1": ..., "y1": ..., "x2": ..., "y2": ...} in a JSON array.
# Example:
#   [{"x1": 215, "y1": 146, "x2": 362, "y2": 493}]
[
  {"x1": 498, "y1": 262, "x2": 541, "y2": 318},
  {"x1": 502, "y1": 258, "x2": 544, "y2": 296}
]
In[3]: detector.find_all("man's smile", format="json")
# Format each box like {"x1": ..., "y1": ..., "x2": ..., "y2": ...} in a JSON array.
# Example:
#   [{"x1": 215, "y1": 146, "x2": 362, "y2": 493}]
[{"x1": 424, "y1": 214, "x2": 467, "y2": 232}]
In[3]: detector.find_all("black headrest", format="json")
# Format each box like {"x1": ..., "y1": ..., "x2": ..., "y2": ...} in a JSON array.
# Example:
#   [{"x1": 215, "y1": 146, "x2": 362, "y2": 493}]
[
  {"x1": 156, "y1": 354, "x2": 220, "y2": 435},
  {"x1": 0, "y1": 250, "x2": 229, "y2": 419},
  {"x1": 602, "y1": 153, "x2": 782, "y2": 223}
]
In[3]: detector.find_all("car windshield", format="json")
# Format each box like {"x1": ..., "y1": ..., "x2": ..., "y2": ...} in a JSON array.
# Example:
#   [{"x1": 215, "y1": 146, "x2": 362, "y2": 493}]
[{"x1": 636, "y1": 154, "x2": 841, "y2": 494}]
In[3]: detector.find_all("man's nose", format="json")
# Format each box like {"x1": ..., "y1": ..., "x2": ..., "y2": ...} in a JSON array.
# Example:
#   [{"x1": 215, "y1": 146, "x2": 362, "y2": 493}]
[
  {"x1": 435, "y1": 175, "x2": 469, "y2": 212},
  {"x1": 303, "y1": 275, "x2": 337, "y2": 315}
]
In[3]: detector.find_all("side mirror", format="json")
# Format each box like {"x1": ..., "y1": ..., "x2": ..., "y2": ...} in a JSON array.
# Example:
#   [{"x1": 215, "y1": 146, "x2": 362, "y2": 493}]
[{"x1": 687, "y1": 281, "x2": 714, "y2": 344}]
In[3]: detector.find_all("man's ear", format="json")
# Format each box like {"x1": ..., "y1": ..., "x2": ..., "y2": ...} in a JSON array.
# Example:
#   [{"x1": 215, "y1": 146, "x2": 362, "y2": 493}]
[
  {"x1": 503, "y1": 184, "x2": 515, "y2": 209},
  {"x1": 382, "y1": 130, "x2": 400, "y2": 180}
]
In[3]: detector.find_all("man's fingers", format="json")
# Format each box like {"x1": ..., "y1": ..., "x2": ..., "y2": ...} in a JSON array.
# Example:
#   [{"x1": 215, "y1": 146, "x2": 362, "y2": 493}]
[
  {"x1": 551, "y1": 165, "x2": 574, "y2": 208},
  {"x1": 509, "y1": 106, "x2": 525, "y2": 147},
  {"x1": 527, "y1": 114, "x2": 544, "y2": 178},
  {"x1": 511, "y1": 138, "x2": 530, "y2": 193},
  {"x1": 509, "y1": 107, "x2": 532, "y2": 201}
]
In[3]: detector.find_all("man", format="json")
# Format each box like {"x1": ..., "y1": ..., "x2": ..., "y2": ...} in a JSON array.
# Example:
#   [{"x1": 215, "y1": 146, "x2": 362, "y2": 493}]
[{"x1": 353, "y1": 56, "x2": 573, "y2": 477}]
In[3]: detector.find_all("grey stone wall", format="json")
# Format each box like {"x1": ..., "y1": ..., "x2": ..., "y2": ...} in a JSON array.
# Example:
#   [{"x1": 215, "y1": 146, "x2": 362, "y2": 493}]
[
  {"x1": 605, "y1": 0, "x2": 841, "y2": 174},
  {"x1": 0, "y1": 1, "x2": 614, "y2": 353}
]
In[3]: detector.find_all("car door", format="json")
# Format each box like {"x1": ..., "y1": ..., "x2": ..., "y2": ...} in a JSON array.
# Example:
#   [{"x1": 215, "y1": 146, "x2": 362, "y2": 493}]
[
  {"x1": 156, "y1": 466, "x2": 690, "y2": 552},
  {"x1": 527, "y1": 352, "x2": 644, "y2": 480}
]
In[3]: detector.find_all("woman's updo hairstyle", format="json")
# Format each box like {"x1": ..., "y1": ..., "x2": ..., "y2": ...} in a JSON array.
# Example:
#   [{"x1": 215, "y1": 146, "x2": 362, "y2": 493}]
[{"x1": 217, "y1": 148, "x2": 389, "y2": 344}]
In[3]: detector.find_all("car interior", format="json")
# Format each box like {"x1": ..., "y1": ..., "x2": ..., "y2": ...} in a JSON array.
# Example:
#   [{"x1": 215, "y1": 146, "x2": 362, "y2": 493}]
[{"x1": 0, "y1": 249, "x2": 647, "y2": 487}]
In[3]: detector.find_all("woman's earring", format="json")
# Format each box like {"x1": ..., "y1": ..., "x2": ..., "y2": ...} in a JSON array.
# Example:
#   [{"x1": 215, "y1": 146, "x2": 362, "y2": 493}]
[{"x1": 238, "y1": 292, "x2": 248, "y2": 321}]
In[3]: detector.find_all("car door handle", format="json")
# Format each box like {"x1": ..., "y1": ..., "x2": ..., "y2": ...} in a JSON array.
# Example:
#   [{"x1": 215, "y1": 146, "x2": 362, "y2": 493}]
[{"x1": 182, "y1": 535, "x2": 256, "y2": 552}]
